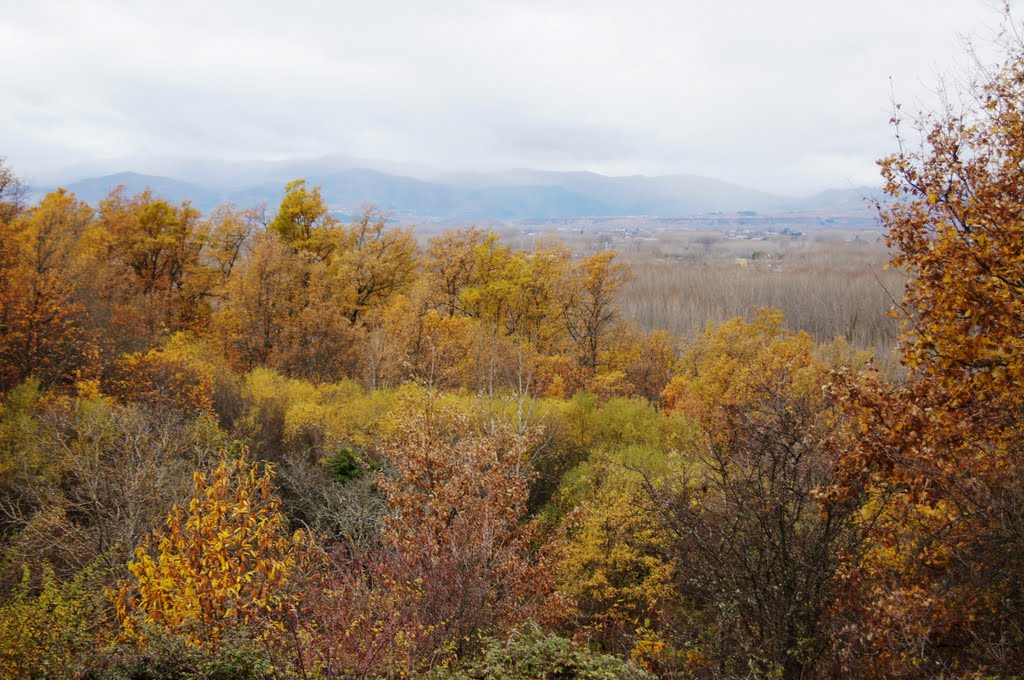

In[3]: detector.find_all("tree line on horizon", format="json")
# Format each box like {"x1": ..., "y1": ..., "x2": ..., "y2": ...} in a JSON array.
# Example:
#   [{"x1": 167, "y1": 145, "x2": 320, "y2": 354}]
[{"x1": 0, "y1": 169, "x2": 673, "y2": 402}]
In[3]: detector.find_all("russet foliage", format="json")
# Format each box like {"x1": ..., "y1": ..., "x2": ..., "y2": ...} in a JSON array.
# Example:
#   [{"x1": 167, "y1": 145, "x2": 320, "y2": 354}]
[
  {"x1": 377, "y1": 403, "x2": 561, "y2": 643},
  {"x1": 824, "y1": 21, "x2": 1024, "y2": 676}
]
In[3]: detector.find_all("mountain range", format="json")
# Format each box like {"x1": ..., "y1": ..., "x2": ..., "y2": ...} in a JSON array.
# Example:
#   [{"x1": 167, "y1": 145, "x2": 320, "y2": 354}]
[{"x1": 40, "y1": 159, "x2": 884, "y2": 221}]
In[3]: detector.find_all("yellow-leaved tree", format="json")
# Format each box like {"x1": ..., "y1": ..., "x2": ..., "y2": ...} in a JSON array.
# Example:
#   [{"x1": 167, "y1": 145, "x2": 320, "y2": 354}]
[
  {"x1": 112, "y1": 449, "x2": 304, "y2": 647},
  {"x1": 552, "y1": 455, "x2": 673, "y2": 657}
]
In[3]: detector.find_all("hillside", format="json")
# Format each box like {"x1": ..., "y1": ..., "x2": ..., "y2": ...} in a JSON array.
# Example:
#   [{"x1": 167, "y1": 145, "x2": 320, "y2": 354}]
[{"x1": 52, "y1": 164, "x2": 878, "y2": 220}]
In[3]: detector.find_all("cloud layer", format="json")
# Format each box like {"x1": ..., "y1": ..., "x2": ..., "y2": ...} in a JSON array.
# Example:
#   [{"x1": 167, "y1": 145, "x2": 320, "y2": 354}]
[{"x1": 0, "y1": 0, "x2": 1008, "y2": 193}]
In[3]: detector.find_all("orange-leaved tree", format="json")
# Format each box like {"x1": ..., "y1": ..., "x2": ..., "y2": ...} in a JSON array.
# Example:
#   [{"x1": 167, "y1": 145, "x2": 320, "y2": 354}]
[
  {"x1": 831, "y1": 17, "x2": 1024, "y2": 675},
  {"x1": 105, "y1": 334, "x2": 216, "y2": 415},
  {"x1": 0, "y1": 189, "x2": 97, "y2": 392},
  {"x1": 82, "y1": 186, "x2": 214, "y2": 358},
  {"x1": 561, "y1": 251, "x2": 633, "y2": 373}
]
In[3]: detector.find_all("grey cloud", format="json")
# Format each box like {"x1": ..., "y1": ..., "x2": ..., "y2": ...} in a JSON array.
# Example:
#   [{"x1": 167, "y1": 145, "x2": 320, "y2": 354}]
[{"x1": 0, "y1": 0, "x2": 1012, "y2": 194}]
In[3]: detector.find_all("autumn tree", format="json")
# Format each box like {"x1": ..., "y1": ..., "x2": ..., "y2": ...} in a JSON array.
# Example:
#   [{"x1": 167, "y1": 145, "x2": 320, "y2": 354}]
[
  {"x1": 82, "y1": 187, "x2": 215, "y2": 356},
  {"x1": 831, "y1": 17, "x2": 1024, "y2": 674},
  {"x1": 225, "y1": 185, "x2": 416, "y2": 381},
  {"x1": 562, "y1": 251, "x2": 633, "y2": 372},
  {"x1": 359, "y1": 293, "x2": 427, "y2": 389},
  {"x1": 423, "y1": 233, "x2": 578, "y2": 396},
  {"x1": 334, "y1": 207, "x2": 418, "y2": 324},
  {"x1": 105, "y1": 333, "x2": 216, "y2": 416},
  {"x1": 268, "y1": 179, "x2": 339, "y2": 259},
  {"x1": 602, "y1": 324, "x2": 677, "y2": 403},
  {"x1": 203, "y1": 202, "x2": 264, "y2": 280},
  {"x1": 376, "y1": 403, "x2": 559, "y2": 652},
  {"x1": 488, "y1": 239, "x2": 570, "y2": 349},
  {"x1": 272, "y1": 259, "x2": 366, "y2": 382},
  {"x1": 215, "y1": 239, "x2": 364, "y2": 382},
  {"x1": 0, "y1": 189, "x2": 96, "y2": 392},
  {"x1": 552, "y1": 454, "x2": 673, "y2": 657},
  {"x1": 423, "y1": 228, "x2": 491, "y2": 317},
  {"x1": 280, "y1": 400, "x2": 563, "y2": 676},
  {"x1": 213, "y1": 234, "x2": 306, "y2": 372},
  {"x1": 113, "y1": 450, "x2": 305, "y2": 647}
]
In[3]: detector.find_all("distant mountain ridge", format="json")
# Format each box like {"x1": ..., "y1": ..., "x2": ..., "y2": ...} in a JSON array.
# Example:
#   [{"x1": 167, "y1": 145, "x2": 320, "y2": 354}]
[
  {"x1": 50, "y1": 166, "x2": 881, "y2": 221},
  {"x1": 60, "y1": 172, "x2": 223, "y2": 208}
]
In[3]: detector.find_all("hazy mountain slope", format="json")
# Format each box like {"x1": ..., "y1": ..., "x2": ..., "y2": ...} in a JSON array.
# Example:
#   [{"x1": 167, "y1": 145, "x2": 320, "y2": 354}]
[
  {"x1": 791, "y1": 186, "x2": 886, "y2": 212},
  {"x1": 49, "y1": 166, "x2": 882, "y2": 219},
  {"x1": 435, "y1": 169, "x2": 787, "y2": 213},
  {"x1": 60, "y1": 172, "x2": 224, "y2": 208}
]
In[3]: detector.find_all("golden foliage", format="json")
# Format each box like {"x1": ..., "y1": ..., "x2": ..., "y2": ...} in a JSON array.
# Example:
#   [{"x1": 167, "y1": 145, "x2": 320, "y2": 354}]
[
  {"x1": 552, "y1": 458, "x2": 672, "y2": 654},
  {"x1": 662, "y1": 308, "x2": 823, "y2": 425},
  {"x1": 86, "y1": 187, "x2": 212, "y2": 348},
  {"x1": 828, "y1": 27, "x2": 1024, "y2": 673},
  {"x1": 112, "y1": 450, "x2": 304, "y2": 647},
  {"x1": 106, "y1": 334, "x2": 215, "y2": 414},
  {"x1": 0, "y1": 190, "x2": 97, "y2": 391}
]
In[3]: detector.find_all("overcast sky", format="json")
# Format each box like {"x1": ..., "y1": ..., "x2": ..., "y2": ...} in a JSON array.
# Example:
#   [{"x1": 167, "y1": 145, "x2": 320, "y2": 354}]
[{"x1": 0, "y1": 0, "x2": 1012, "y2": 195}]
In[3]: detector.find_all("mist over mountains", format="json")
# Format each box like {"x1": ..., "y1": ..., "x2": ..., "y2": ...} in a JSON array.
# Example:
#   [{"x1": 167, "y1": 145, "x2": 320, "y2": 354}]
[{"x1": 43, "y1": 157, "x2": 882, "y2": 221}]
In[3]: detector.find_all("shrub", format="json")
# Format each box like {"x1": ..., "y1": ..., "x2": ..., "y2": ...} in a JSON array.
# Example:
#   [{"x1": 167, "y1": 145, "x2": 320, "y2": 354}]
[{"x1": 437, "y1": 625, "x2": 655, "y2": 680}]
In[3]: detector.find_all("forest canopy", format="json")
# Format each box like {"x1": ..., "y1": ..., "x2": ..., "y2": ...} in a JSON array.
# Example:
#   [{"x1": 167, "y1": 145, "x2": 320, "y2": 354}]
[{"x1": 3, "y1": 13, "x2": 1024, "y2": 680}]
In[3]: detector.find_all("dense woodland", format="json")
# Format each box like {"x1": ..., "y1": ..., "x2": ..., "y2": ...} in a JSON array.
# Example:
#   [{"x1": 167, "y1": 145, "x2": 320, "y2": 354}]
[{"x1": 4, "y1": 29, "x2": 1024, "y2": 680}]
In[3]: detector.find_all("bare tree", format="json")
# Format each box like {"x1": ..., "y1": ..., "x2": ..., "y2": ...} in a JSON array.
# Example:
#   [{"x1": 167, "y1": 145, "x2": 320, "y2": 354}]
[
  {"x1": 0, "y1": 157, "x2": 28, "y2": 225},
  {"x1": 641, "y1": 371, "x2": 866, "y2": 679}
]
